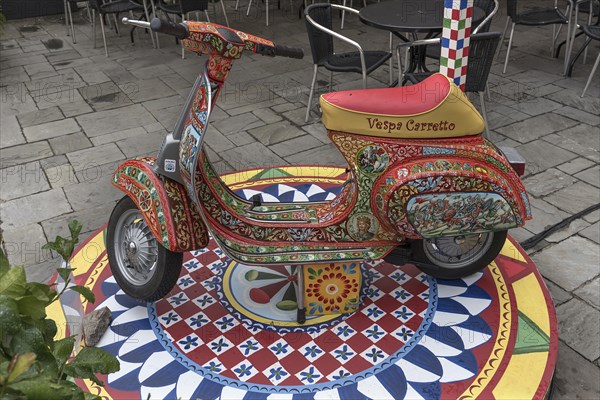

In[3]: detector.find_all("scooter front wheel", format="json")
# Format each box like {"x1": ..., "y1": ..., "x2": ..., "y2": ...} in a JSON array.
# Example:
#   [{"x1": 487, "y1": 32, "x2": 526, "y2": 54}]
[
  {"x1": 412, "y1": 230, "x2": 508, "y2": 279},
  {"x1": 106, "y1": 196, "x2": 183, "y2": 302}
]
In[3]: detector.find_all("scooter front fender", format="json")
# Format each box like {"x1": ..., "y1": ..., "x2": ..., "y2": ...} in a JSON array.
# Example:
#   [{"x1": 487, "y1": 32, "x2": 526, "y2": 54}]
[
  {"x1": 374, "y1": 156, "x2": 532, "y2": 239},
  {"x1": 111, "y1": 157, "x2": 209, "y2": 252}
]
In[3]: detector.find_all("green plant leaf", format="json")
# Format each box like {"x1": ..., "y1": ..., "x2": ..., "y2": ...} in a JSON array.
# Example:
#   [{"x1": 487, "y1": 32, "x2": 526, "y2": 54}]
[
  {"x1": 9, "y1": 377, "x2": 85, "y2": 400},
  {"x1": 0, "y1": 360, "x2": 8, "y2": 385},
  {"x1": 26, "y1": 282, "x2": 56, "y2": 303},
  {"x1": 68, "y1": 220, "x2": 82, "y2": 243},
  {"x1": 69, "y1": 286, "x2": 95, "y2": 304},
  {"x1": 9, "y1": 324, "x2": 56, "y2": 376},
  {"x1": 83, "y1": 392, "x2": 102, "y2": 400},
  {"x1": 0, "y1": 246, "x2": 10, "y2": 276},
  {"x1": 64, "y1": 347, "x2": 119, "y2": 386},
  {"x1": 44, "y1": 319, "x2": 58, "y2": 345},
  {"x1": 16, "y1": 295, "x2": 48, "y2": 320},
  {"x1": 7, "y1": 352, "x2": 37, "y2": 384},
  {"x1": 52, "y1": 337, "x2": 75, "y2": 372},
  {"x1": 0, "y1": 266, "x2": 27, "y2": 297},
  {"x1": 42, "y1": 237, "x2": 70, "y2": 262},
  {"x1": 0, "y1": 303, "x2": 22, "y2": 336},
  {"x1": 63, "y1": 242, "x2": 75, "y2": 262},
  {"x1": 56, "y1": 268, "x2": 72, "y2": 284}
]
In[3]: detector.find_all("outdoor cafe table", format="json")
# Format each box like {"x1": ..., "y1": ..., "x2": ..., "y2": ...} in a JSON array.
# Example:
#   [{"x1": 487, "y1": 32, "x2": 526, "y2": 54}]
[{"x1": 359, "y1": 0, "x2": 485, "y2": 79}]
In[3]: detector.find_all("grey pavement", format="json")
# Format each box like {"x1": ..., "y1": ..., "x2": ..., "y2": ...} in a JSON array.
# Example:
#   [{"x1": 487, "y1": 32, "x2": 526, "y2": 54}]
[{"x1": 1, "y1": 1, "x2": 599, "y2": 397}]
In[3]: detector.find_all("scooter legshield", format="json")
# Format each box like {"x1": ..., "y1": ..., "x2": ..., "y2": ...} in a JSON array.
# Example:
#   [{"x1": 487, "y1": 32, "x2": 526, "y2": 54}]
[
  {"x1": 111, "y1": 157, "x2": 209, "y2": 252},
  {"x1": 374, "y1": 157, "x2": 532, "y2": 239}
]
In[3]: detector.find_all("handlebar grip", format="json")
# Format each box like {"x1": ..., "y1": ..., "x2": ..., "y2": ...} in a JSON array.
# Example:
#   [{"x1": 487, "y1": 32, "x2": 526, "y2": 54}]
[
  {"x1": 255, "y1": 43, "x2": 304, "y2": 59},
  {"x1": 150, "y1": 18, "x2": 189, "y2": 40},
  {"x1": 274, "y1": 45, "x2": 304, "y2": 59}
]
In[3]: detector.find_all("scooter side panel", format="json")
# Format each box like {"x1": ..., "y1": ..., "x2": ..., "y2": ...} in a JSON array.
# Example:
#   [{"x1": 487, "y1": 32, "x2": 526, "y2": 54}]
[
  {"x1": 405, "y1": 192, "x2": 516, "y2": 238},
  {"x1": 112, "y1": 157, "x2": 209, "y2": 252},
  {"x1": 377, "y1": 158, "x2": 529, "y2": 239}
]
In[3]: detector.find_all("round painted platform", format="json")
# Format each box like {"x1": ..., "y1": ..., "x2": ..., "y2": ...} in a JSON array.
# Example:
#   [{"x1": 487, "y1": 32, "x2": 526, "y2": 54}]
[{"x1": 49, "y1": 167, "x2": 557, "y2": 400}]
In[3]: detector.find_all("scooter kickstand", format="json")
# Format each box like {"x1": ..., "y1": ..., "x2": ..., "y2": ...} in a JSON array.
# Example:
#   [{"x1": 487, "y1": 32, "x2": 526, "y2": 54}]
[{"x1": 296, "y1": 266, "x2": 306, "y2": 324}]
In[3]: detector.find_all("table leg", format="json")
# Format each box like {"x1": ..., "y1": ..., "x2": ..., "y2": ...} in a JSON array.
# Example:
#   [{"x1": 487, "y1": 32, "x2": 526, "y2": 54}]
[
  {"x1": 391, "y1": 32, "x2": 422, "y2": 78},
  {"x1": 389, "y1": 32, "x2": 393, "y2": 86}
]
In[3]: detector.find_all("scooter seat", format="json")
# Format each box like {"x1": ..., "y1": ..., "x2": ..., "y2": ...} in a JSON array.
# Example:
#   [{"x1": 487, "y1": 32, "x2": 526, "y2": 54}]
[{"x1": 320, "y1": 73, "x2": 485, "y2": 139}]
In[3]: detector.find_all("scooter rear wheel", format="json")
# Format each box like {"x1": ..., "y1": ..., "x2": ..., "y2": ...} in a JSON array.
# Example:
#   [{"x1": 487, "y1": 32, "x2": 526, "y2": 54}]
[
  {"x1": 412, "y1": 230, "x2": 508, "y2": 279},
  {"x1": 106, "y1": 196, "x2": 183, "y2": 302}
]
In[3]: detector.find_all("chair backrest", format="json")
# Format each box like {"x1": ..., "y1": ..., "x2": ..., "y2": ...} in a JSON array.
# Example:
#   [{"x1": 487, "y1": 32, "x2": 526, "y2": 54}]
[
  {"x1": 88, "y1": 0, "x2": 102, "y2": 12},
  {"x1": 179, "y1": 0, "x2": 209, "y2": 14},
  {"x1": 465, "y1": 32, "x2": 501, "y2": 93},
  {"x1": 159, "y1": 0, "x2": 209, "y2": 14},
  {"x1": 305, "y1": 4, "x2": 335, "y2": 66},
  {"x1": 473, "y1": 0, "x2": 496, "y2": 33}
]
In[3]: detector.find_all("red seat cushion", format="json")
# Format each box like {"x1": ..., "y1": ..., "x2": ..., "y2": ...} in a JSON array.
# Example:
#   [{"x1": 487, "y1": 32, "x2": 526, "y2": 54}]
[{"x1": 321, "y1": 74, "x2": 451, "y2": 116}]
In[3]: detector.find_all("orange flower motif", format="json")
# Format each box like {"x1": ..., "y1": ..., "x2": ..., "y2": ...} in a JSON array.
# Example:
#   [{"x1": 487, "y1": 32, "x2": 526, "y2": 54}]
[{"x1": 306, "y1": 265, "x2": 359, "y2": 312}]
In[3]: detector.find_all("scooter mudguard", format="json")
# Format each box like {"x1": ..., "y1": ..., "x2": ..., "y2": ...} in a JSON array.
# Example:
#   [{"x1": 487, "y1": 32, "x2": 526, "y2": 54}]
[
  {"x1": 374, "y1": 157, "x2": 532, "y2": 239},
  {"x1": 112, "y1": 157, "x2": 209, "y2": 252}
]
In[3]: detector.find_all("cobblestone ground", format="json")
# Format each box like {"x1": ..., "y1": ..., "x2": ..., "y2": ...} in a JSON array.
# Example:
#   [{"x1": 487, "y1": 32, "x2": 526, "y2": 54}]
[{"x1": 1, "y1": 1, "x2": 598, "y2": 397}]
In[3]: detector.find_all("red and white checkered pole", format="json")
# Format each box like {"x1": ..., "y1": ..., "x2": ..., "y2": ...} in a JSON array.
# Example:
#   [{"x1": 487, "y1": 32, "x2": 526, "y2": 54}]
[{"x1": 439, "y1": 0, "x2": 474, "y2": 91}]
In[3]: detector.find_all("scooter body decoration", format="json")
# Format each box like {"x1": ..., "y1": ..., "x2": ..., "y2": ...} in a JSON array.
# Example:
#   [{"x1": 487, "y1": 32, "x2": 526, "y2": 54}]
[
  {"x1": 112, "y1": 158, "x2": 208, "y2": 252},
  {"x1": 109, "y1": 19, "x2": 532, "y2": 294},
  {"x1": 330, "y1": 132, "x2": 530, "y2": 240}
]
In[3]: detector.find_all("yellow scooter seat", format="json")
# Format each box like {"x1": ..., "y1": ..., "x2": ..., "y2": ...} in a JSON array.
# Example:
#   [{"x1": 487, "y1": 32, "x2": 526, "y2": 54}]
[{"x1": 320, "y1": 73, "x2": 485, "y2": 139}]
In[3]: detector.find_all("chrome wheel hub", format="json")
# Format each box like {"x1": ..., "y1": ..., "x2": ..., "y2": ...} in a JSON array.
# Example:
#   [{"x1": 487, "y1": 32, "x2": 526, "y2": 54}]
[
  {"x1": 423, "y1": 232, "x2": 494, "y2": 269},
  {"x1": 114, "y1": 210, "x2": 159, "y2": 286}
]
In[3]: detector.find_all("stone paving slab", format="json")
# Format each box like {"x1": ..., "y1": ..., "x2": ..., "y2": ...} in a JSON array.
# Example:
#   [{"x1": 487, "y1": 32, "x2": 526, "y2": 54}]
[
  {"x1": 1, "y1": 3, "x2": 599, "y2": 396},
  {"x1": 533, "y1": 236, "x2": 600, "y2": 292},
  {"x1": 0, "y1": 161, "x2": 50, "y2": 201},
  {"x1": 554, "y1": 341, "x2": 600, "y2": 399},
  {"x1": 17, "y1": 106, "x2": 64, "y2": 128},
  {"x1": 1, "y1": 188, "x2": 72, "y2": 228},
  {"x1": 574, "y1": 277, "x2": 600, "y2": 310},
  {"x1": 556, "y1": 298, "x2": 600, "y2": 362}
]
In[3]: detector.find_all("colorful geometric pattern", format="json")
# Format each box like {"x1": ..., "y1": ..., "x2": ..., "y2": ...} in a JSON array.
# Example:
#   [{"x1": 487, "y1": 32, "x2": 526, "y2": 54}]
[
  {"x1": 440, "y1": 0, "x2": 473, "y2": 90},
  {"x1": 48, "y1": 167, "x2": 557, "y2": 400},
  {"x1": 150, "y1": 248, "x2": 432, "y2": 389}
]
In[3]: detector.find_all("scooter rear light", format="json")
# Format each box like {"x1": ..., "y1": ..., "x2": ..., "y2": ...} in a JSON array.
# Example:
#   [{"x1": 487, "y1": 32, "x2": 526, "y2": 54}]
[{"x1": 498, "y1": 146, "x2": 526, "y2": 177}]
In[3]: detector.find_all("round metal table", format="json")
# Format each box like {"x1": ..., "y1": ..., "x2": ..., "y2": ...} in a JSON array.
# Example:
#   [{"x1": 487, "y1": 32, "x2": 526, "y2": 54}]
[
  {"x1": 359, "y1": 0, "x2": 485, "y2": 37},
  {"x1": 359, "y1": 0, "x2": 486, "y2": 82}
]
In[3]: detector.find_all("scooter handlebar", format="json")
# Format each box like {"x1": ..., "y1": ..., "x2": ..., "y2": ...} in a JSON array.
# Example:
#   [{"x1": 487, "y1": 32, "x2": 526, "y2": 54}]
[
  {"x1": 255, "y1": 43, "x2": 304, "y2": 59},
  {"x1": 273, "y1": 44, "x2": 304, "y2": 59},
  {"x1": 140, "y1": 18, "x2": 302, "y2": 59},
  {"x1": 149, "y1": 18, "x2": 189, "y2": 40}
]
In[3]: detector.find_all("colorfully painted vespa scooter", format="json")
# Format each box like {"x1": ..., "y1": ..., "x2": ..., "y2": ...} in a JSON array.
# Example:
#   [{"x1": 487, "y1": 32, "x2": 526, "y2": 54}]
[{"x1": 107, "y1": 18, "x2": 532, "y2": 322}]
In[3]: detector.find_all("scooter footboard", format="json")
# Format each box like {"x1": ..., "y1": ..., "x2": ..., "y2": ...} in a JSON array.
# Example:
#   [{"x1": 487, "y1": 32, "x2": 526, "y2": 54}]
[
  {"x1": 112, "y1": 157, "x2": 209, "y2": 252},
  {"x1": 374, "y1": 158, "x2": 531, "y2": 239}
]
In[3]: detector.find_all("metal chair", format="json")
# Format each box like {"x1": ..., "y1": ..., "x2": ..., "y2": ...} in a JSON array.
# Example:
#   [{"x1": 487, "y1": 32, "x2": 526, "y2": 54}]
[
  {"x1": 570, "y1": 23, "x2": 600, "y2": 97},
  {"x1": 563, "y1": 0, "x2": 600, "y2": 69},
  {"x1": 340, "y1": 0, "x2": 367, "y2": 30},
  {"x1": 89, "y1": 0, "x2": 147, "y2": 56},
  {"x1": 156, "y1": 0, "x2": 229, "y2": 58},
  {"x1": 398, "y1": 32, "x2": 502, "y2": 139},
  {"x1": 156, "y1": 0, "x2": 229, "y2": 26},
  {"x1": 64, "y1": 1, "x2": 92, "y2": 44},
  {"x1": 498, "y1": 0, "x2": 572, "y2": 74},
  {"x1": 304, "y1": 3, "x2": 392, "y2": 122},
  {"x1": 241, "y1": 0, "x2": 294, "y2": 26}
]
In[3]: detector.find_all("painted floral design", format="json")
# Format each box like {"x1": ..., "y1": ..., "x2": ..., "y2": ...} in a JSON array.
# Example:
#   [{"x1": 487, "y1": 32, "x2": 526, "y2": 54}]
[{"x1": 305, "y1": 263, "x2": 360, "y2": 314}]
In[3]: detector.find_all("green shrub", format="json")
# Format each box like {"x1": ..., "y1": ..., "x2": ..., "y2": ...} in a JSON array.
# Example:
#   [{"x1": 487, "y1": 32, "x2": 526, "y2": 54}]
[{"x1": 0, "y1": 221, "x2": 120, "y2": 400}]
